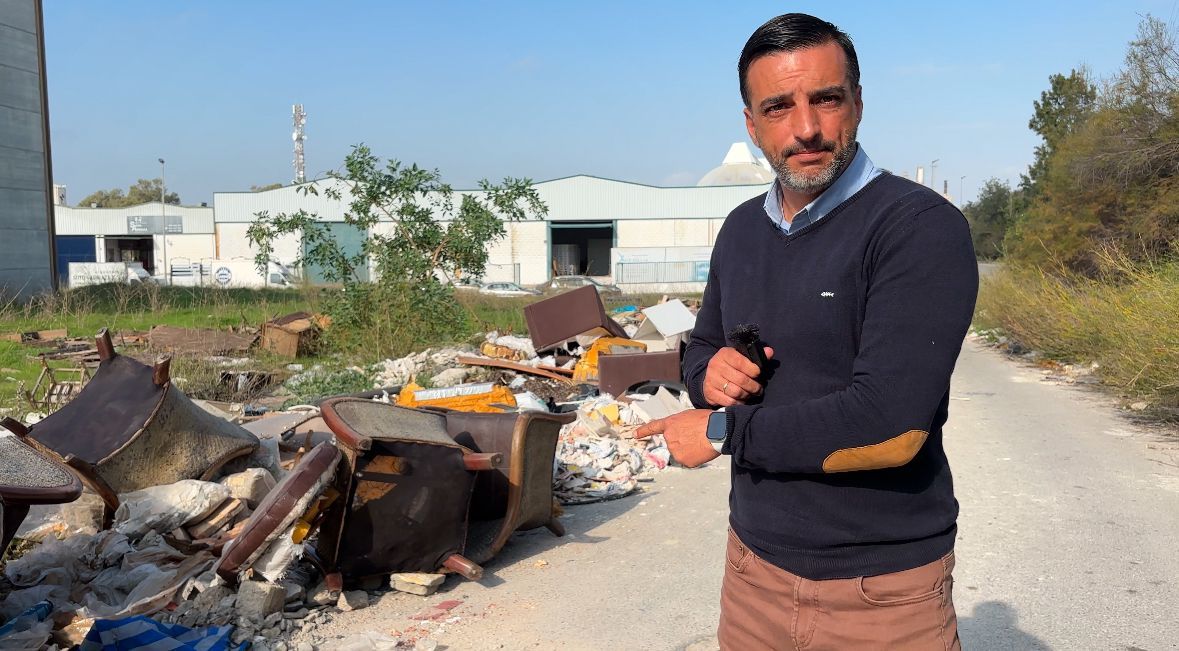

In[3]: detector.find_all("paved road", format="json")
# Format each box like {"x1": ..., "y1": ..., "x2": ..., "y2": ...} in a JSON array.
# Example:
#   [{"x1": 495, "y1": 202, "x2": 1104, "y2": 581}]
[{"x1": 300, "y1": 338, "x2": 1179, "y2": 650}]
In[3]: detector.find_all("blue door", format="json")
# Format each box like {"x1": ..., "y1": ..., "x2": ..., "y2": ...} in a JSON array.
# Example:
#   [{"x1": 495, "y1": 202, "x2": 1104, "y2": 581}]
[{"x1": 55, "y1": 236, "x2": 96, "y2": 287}]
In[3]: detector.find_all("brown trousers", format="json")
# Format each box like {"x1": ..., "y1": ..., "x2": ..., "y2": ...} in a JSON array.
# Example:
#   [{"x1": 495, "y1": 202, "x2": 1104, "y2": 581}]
[{"x1": 718, "y1": 529, "x2": 960, "y2": 651}]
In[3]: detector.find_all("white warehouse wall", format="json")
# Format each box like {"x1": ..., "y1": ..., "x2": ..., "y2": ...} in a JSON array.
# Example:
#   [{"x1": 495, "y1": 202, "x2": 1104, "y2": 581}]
[
  {"x1": 215, "y1": 223, "x2": 302, "y2": 267},
  {"x1": 162, "y1": 234, "x2": 216, "y2": 268}
]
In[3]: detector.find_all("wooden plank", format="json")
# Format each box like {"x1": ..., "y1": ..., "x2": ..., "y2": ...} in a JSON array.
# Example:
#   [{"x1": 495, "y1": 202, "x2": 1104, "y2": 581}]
[
  {"x1": 1, "y1": 328, "x2": 68, "y2": 343},
  {"x1": 456, "y1": 356, "x2": 574, "y2": 384},
  {"x1": 536, "y1": 364, "x2": 574, "y2": 377}
]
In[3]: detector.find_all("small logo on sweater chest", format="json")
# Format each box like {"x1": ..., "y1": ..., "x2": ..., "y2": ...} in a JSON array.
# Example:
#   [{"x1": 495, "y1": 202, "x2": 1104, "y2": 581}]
[{"x1": 820, "y1": 291, "x2": 836, "y2": 298}]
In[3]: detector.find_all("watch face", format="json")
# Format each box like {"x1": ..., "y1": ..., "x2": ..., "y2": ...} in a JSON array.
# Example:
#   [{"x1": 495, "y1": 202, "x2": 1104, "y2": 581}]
[{"x1": 706, "y1": 412, "x2": 727, "y2": 441}]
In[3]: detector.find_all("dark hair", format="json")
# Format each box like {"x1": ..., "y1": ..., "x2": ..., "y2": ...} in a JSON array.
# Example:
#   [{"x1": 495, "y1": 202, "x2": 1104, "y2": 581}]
[{"x1": 738, "y1": 13, "x2": 860, "y2": 107}]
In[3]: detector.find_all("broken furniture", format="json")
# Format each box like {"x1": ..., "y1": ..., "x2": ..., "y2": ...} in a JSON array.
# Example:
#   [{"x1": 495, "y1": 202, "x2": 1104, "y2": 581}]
[
  {"x1": 571, "y1": 337, "x2": 647, "y2": 384},
  {"x1": 524, "y1": 285, "x2": 628, "y2": 352},
  {"x1": 598, "y1": 350, "x2": 683, "y2": 398},
  {"x1": 0, "y1": 423, "x2": 82, "y2": 555},
  {"x1": 442, "y1": 410, "x2": 572, "y2": 564},
  {"x1": 215, "y1": 441, "x2": 341, "y2": 582},
  {"x1": 17, "y1": 329, "x2": 260, "y2": 524},
  {"x1": 317, "y1": 398, "x2": 499, "y2": 583},
  {"x1": 21, "y1": 358, "x2": 92, "y2": 411}
]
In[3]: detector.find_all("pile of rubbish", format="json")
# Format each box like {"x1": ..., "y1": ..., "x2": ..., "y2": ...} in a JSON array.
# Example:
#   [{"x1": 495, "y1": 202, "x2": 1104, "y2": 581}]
[{"x1": 0, "y1": 287, "x2": 700, "y2": 650}]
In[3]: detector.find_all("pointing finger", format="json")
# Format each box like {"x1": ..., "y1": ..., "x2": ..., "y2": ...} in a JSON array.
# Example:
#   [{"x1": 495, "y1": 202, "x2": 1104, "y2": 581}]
[{"x1": 635, "y1": 418, "x2": 666, "y2": 439}]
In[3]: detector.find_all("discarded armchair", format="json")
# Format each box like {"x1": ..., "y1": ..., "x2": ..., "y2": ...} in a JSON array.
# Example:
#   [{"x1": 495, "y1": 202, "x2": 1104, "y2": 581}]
[
  {"x1": 442, "y1": 409, "x2": 571, "y2": 565},
  {"x1": 0, "y1": 423, "x2": 82, "y2": 555},
  {"x1": 16, "y1": 329, "x2": 259, "y2": 524},
  {"x1": 316, "y1": 398, "x2": 498, "y2": 583}
]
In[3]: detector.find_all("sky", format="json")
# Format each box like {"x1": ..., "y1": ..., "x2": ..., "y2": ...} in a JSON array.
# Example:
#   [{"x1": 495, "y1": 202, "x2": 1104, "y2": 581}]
[{"x1": 43, "y1": 1, "x2": 1179, "y2": 206}]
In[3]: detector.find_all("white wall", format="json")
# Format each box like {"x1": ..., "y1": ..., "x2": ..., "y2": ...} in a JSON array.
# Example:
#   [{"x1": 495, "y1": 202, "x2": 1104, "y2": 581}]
[
  {"x1": 163, "y1": 234, "x2": 216, "y2": 267},
  {"x1": 616, "y1": 218, "x2": 723, "y2": 248},
  {"x1": 216, "y1": 223, "x2": 302, "y2": 267},
  {"x1": 487, "y1": 220, "x2": 548, "y2": 285}
]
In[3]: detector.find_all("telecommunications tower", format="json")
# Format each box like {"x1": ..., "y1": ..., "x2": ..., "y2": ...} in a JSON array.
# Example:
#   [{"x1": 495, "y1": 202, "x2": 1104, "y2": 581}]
[{"x1": 292, "y1": 104, "x2": 306, "y2": 184}]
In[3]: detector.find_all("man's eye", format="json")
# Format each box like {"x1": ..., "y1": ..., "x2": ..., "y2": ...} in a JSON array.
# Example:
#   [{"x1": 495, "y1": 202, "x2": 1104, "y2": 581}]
[
  {"x1": 817, "y1": 95, "x2": 841, "y2": 106},
  {"x1": 766, "y1": 104, "x2": 787, "y2": 115}
]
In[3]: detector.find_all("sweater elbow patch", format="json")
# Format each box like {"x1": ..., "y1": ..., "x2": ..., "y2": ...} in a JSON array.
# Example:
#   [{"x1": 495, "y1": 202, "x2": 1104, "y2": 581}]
[{"x1": 821, "y1": 429, "x2": 928, "y2": 473}]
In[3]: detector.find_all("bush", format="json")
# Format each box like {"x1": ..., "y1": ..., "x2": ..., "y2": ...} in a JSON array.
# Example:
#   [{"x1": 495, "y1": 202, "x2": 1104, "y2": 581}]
[{"x1": 975, "y1": 250, "x2": 1179, "y2": 408}]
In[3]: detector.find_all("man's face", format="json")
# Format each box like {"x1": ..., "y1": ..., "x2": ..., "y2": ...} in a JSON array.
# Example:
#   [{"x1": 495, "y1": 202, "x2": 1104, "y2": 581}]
[{"x1": 743, "y1": 42, "x2": 863, "y2": 196}]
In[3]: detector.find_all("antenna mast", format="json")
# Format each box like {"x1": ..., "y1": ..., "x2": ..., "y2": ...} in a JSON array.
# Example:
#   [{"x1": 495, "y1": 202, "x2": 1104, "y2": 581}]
[{"x1": 292, "y1": 104, "x2": 306, "y2": 184}]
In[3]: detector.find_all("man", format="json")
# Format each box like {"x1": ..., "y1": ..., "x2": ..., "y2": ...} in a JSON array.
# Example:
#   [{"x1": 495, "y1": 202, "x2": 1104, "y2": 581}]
[{"x1": 635, "y1": 13, "x2": 978, "y2": 650}]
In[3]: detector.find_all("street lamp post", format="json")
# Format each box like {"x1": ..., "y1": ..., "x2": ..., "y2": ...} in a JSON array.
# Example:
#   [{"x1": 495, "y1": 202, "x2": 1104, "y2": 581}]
[
  {"x1": 930, "y1": 159, "x2": 939, "y2": 189},
  {"x1": 159, "y1": 157, "x2": 167, "y2": 285},
  {"x1": 959, "y1": 175, "x2": 966, "y2": 207}
]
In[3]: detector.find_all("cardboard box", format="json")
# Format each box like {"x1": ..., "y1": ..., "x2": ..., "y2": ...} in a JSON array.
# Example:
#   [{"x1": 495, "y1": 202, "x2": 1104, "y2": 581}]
[
  {"x1": 632, "y1": 300, "x2": 696, "y2": 352},
  {"x1": 260, "y1": 312, "x2": 330, "y2": 358}
]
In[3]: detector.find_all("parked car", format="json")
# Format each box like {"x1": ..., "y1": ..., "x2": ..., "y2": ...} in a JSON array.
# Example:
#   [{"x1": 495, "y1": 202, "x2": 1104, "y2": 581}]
[
  {"x1": 452, "y1": 276, "x2": 483, "y2": 291},
  {"x1": 479, "y1": 282, "x2": 541, "y2": 297},
  {"x1": 542, "y1": 275, "x2": 623, "y2": 295}
]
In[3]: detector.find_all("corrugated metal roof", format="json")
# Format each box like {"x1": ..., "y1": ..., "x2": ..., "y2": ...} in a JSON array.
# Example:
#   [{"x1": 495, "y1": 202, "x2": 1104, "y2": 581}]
[
  {"x1": 54, "y1": 203, "x2": 214, "y2": 235},
  {"x1": 212, "y1": 174, "x2": 768, "y2": 224},
  {"x1": 533, "y1": 175, "x2": 768, "y2": 221},
  {"x1": 213, "y1": 179, "x2": 354, "y2": 223}
]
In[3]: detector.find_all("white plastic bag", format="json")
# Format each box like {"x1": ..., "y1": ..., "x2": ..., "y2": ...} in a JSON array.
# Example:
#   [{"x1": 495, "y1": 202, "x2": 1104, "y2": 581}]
[
  {"x1": 114, "y1": 480, "x2": 230, "y2": 539},
  {"x1": 332, "y1": 631, "x2": 402, "y2": 651}
]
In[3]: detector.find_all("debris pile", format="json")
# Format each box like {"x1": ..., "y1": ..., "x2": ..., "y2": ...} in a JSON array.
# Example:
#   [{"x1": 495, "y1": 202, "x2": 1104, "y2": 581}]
[
  {"x1": 0, "y1": 290, "x2": 702, "y2": 650},
  {"x1": 554, "y1": 388, "x2": 686, "y2": 503}
]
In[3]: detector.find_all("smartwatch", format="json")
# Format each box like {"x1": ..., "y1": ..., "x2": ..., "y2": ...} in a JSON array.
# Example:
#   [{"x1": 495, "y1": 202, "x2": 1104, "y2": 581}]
[{"x1": 705, "y1": 408, "x2": 729, "y2": 445}]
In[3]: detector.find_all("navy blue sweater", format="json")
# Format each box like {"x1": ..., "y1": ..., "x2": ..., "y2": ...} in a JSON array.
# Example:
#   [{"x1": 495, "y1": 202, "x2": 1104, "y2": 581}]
[{"x1": 683, "y1": 173, "x2": 978, "y2": 580}]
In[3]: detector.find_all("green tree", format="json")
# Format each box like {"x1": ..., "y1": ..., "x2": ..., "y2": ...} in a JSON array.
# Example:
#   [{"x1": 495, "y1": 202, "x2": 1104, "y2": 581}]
[
  {"x1": 77, "y1": 178, "x2": 179, "y2": 207},
  {"x1": 1008, "y1": 15, "x2": 1179, "y2": 270},
  {"x1": 248, "y1": 144, "x2": 547, "y2": 355},
  {"x1": 962, "y1": 178, "x2": 1017, "y2": 259},
  {"x1": 1020, "y1": 69, "x2": 1097, "y2": 196}
]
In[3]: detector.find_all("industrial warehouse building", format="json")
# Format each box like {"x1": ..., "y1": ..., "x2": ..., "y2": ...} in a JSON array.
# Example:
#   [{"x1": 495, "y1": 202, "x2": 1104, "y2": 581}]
[
  {"x1": 53, "y1": 203, "x2": 215, "y2": 281},
  {"x1": 0, "y1": 0, "x2": 56, "y2": 299},
  {"x1": 52, "y1": 143, "x2": 775, "y2": 292}
]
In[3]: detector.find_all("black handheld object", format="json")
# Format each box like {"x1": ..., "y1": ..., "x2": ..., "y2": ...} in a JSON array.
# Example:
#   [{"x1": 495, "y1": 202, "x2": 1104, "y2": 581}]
[{"x1": 727, "y1": 323, "x2": 769, "y2": 373}]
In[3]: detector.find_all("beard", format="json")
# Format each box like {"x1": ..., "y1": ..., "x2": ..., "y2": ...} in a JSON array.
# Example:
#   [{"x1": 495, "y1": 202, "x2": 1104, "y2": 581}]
[{"x1": 766, "y1": 126, "x2": 858, "y2": 194}]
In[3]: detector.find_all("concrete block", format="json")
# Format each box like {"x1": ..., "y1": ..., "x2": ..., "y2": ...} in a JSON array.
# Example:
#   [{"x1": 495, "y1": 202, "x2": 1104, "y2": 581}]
[
  {"x1": 337, "y1": 590, "x2": 369, "y2": 612},
  {"x1": 220, "y1": 468, "x2": 276, "y2": 509},
  {"x1": 390, "y1": 572, "x2": 445, "y2": 596},
  {"x1": 237, "y1": 580, "x2": 285, "y2": 620}
]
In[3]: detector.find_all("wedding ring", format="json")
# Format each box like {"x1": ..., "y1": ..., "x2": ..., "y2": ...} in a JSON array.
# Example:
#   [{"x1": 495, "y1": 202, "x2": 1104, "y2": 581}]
[{"x1": 722, "y1": 381, "x2": 730, "y2": 395}]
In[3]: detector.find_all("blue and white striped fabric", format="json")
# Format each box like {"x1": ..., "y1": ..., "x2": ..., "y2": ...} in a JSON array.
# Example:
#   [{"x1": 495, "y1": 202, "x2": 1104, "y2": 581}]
[{"x1": 79, "y1": 616, "x2": 245, "y2": 651}]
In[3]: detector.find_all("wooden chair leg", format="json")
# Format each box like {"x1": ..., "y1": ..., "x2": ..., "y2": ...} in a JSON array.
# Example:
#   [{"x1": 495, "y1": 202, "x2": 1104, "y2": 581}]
[{"x1": 545, "y1": 519, "x2": 566, "y2": 537}]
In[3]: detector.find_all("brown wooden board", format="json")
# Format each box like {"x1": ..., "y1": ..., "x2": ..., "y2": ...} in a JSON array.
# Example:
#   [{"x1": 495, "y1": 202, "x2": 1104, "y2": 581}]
[
  {"x1": 148, "y1": 325, "x2": 257, "y2": 356},
  {"x1": 456, "y1": 356, "x2": 574, "y2": 384}
]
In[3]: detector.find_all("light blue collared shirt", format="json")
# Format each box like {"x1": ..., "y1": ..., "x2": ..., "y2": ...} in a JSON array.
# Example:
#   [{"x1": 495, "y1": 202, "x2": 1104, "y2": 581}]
[{"x1": 764, "y1": 144, "x2": 882, "y2": 235}]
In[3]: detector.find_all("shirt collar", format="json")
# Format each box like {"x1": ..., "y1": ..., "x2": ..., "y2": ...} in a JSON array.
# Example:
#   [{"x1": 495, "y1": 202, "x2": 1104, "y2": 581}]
[{"x1": 763, "y1": 144, "x2": 881, "y2": 234}]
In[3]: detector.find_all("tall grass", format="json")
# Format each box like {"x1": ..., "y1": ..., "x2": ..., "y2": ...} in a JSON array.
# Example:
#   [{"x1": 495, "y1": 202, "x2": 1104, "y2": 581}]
[
  {"x1": 974, "y1": 250, "x2": 1179, "y2": 408},
  {"x1": 0, "y1": 283, "x2": 309, "y2": 335}
]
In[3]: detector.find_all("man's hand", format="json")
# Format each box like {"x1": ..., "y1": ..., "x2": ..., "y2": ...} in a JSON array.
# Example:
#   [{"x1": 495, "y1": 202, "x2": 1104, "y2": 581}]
[
  {"x1": 635, "y1": 409, "x2": 719, "y2": 468},
  {"x1": 703, "y1": 346, "x2": 775, "y2": 407}
]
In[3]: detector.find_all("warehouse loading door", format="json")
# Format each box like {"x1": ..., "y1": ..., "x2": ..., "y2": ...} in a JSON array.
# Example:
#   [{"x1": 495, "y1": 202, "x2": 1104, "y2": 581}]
[
  {"x1": 302, "y1": 223, "x2": 370, "y2": 284},
  {"x1": 550, "y1": 221, "x2": 613, "y2": 277},
  {"x1": 104, "y1": 237, "x2": 155, "y2": 274},
  {"x1": 55, "y1": 236, "x2": 96, "y2": 287}
]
